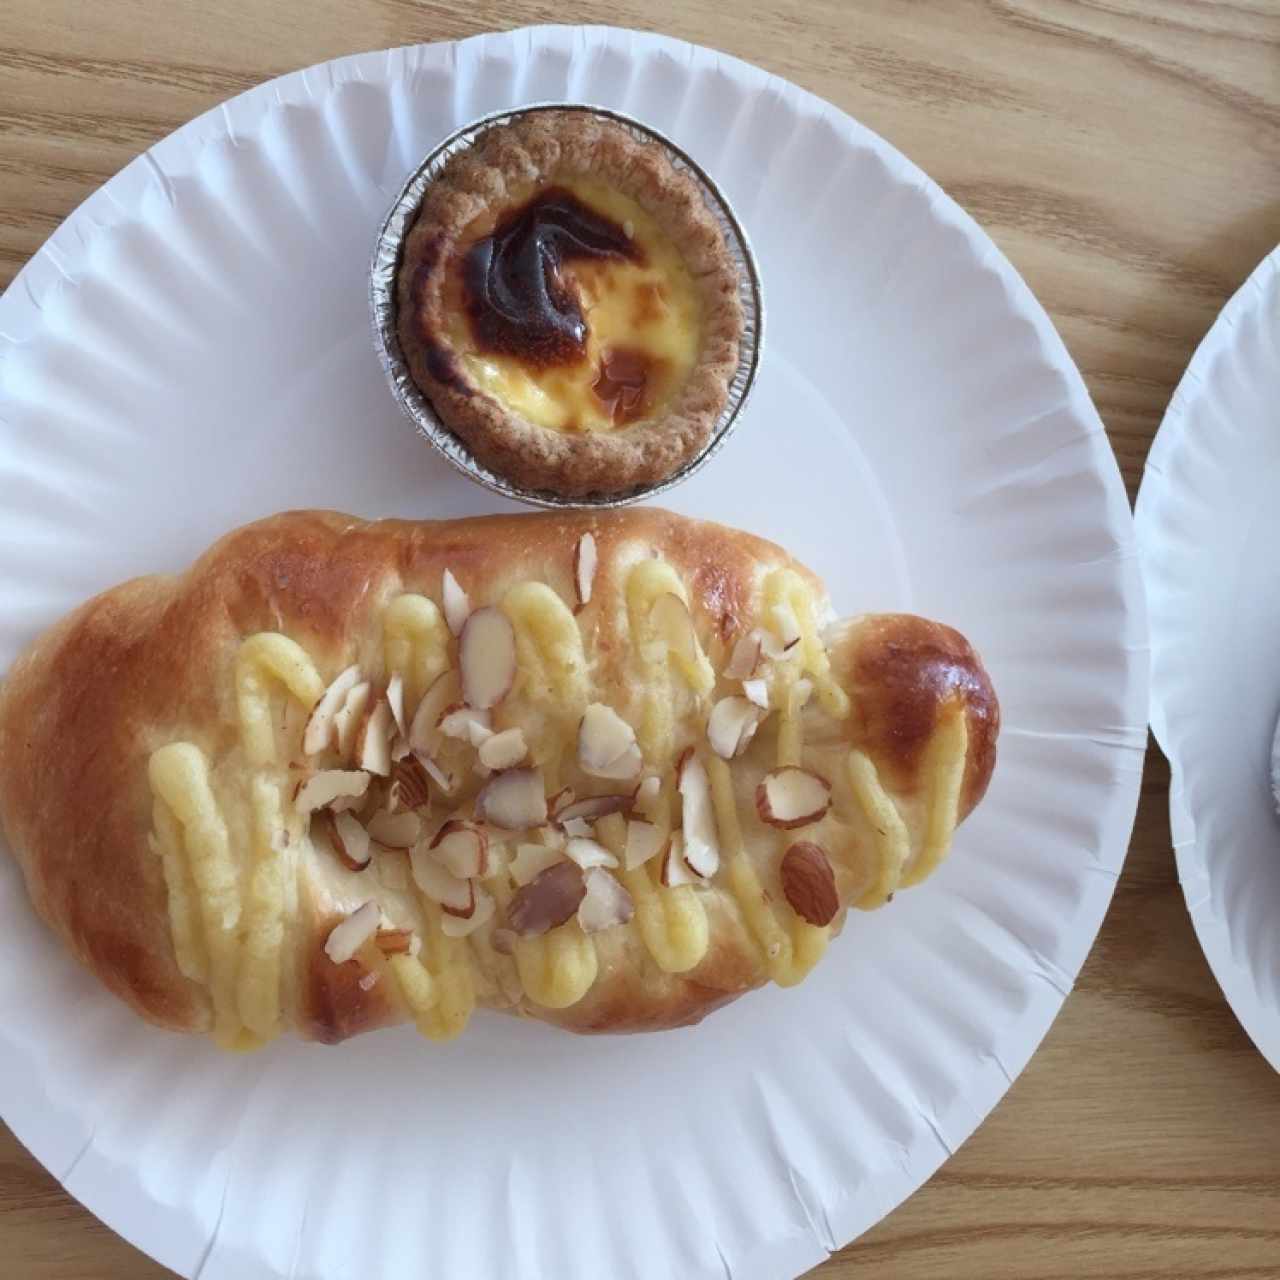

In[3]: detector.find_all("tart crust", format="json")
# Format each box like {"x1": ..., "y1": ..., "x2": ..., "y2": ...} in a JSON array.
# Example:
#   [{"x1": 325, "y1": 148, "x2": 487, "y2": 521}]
[{"x1": 396, "y1": 111, "x2": 744, "y2": 498}]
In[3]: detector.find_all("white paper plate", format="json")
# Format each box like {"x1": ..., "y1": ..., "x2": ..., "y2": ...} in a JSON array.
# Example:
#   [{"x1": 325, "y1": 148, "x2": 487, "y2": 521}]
[
  {"x1": 0, "y1": 25, "x2": 1147, "y2": 1280},
  {"x1": 1136, "y1": 246, "x2": 1280, "y2": 1074}
]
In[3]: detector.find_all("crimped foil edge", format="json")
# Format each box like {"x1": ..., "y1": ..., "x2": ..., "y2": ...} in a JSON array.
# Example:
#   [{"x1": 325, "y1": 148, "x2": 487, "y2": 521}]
[{"x1": 369, "y1": 102, "x2": 764, "y2": 510}]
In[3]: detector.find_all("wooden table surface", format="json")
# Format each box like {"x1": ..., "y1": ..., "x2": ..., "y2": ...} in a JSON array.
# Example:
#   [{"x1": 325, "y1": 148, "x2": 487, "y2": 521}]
[{"x1": 3, "y1": 1, "x2": 1279, "y2": 1276}]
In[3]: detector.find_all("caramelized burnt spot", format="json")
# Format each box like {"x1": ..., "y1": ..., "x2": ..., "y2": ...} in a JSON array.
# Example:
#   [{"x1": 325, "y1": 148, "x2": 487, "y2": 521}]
[
  {"x1": 423, "y1": 341, "x2": 469, "y2": 393},
  {"x1": 592, "y1": 346, "x2": 665, "y2": 426},
  {"x1": 463, "y1": 186, "x2": 645, "y2": 367}
]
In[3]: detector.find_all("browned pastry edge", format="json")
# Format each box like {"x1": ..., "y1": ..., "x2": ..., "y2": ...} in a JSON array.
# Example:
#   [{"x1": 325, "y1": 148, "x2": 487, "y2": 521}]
[
  {"x1": 395, "y1": 111, "x2": 744, "y2": 498},
  {"x1": 836, "y1": 613, "x2": 1000, "y2": 820},
  {"x1": 0, "y1": 509, "x2": 998, "y2": 1044}
]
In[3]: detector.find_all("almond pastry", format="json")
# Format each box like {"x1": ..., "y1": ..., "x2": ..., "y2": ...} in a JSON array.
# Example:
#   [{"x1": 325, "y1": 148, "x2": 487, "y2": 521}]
[{"x1": 0, "y1": 509, "x2": 998, "y2": 1048}]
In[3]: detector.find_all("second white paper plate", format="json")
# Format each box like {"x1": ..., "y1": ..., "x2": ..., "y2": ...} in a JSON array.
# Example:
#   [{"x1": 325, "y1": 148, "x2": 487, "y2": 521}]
[
  {"x1": 1137, "y1": 245, "x2": 1280, "y2": 1073},
  {"x1": 0, "y1": 25, "x2": 1147, "y2": 1280}
]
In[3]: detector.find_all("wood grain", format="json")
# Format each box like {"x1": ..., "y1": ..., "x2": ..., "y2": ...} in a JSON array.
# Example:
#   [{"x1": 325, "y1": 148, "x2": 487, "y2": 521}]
[{"x1": 2, "y1": 1, "x2": 1279, "y2": 1276}]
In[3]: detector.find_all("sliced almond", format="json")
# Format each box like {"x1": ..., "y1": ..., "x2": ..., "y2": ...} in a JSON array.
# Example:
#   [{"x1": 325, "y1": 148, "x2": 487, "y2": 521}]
[
  {"x1": 707, "y1": 695, "x2": 765, "y2": 760},
  {"x1": 418, "y1": 752, "x2": 456, "y2": 795},
  {"x1": 375, "y1": 928, "x2": 415, "y2": 955},
  {"x1": 441, "y1": 568, "x2": 470, "y2": 637},
  {"x1": 334, "y1": 680, "x2": 374, "y2": 759},
  {"x1": 408, "y1": 669, "x2": 461, "y2": 754},
  {"x1": 510, "y1": 842, "x2": 565, "y2": 887},
  {"x1": 674, "y1": 745, "x2": 695, "y2": 787},
  {"x1": 781, "y1": 842, "x2": 839, "y2": 927},
  {"x1": 328, "y1": 791, "x2": 367, "y2": 814},
  {"x1": 564, "y1": 836, "x2": 619, "y2": 870},
  {"x1": 623, "y1": 818, "x2": 665, "y2": 870},
  {"x1": 305, "y1": 811, "x2": 334, "y2": 858},
  {"x1": 660, "y1": 832, "x2": 696, "y2": 887},
  {"x1": 723, "y1": 630, "x2": 764, "y2": 680},
  {"x1": 366, "y1": 809, "x2": 421, "y2": 850},
  {"x1": 459, "y1": 607, "x2": 516, "y2": 710},
  {"x1": 476, "y1": 767, "x2": 547, "y2": 830},
  {"x1": 386, "y1": 672, "x2": 407, "y2": 738},
  {"x1": 677, "y1": 752, "x2": 720, "y2": 878},
  {"x1": 325, "y1": 810, "x2": 372, "y2": 871},
  {"x1": 742, "y1": 677, "x2": 770, "y2": 710},
  {"x1": 441, "y1": 886, "x2": 495, "y2": 937},
  {"x1": 439, "y1": 704, "x2": 492, "y2": 742},
  {"x1": 573, "y1": 531, "x2": 598, "y2": 609},
  {"x1": 429, "y1": 819, "x2": 489, "y2": 879},
  {"x1": 683, "y1": 836, "x2": 719, "y2": 879},
  {"x1": 577, "y1": 867, "x2": 634, "y2": 934},
  {"x1": 324, "y1": 901, "x2": 380, "y2": 965},
  {"x1": 760, "y1": 630, "x2": 787, "y2": 660},
  {"x1": 756, "y1": 767, "x2": 831, "y2": 829},
  {"x1": 591, "y1": 743, "x2": 643, "y2": 781},
  {"x1": 548, "y1": 787, "x2": 575, "y2": 820},
  {"x1": 294, "y1": 769, "x2": 371, "y2": 814},
  {"x1": 358, "y1": 698, "x2": 395, "y2": 776},
  {"x1": 633, "y1": 774, "x2": 661, "y2": 810},
  {"x1": 484, "y1": 843, "x2": 511, "y2": 878},
  {"x1": 578, "y1": 702, "x2": 638, "y2": 775},
  {"x1": 389, "y1": 755, "x2": 432, "y2": 811},
  {"x1": 410, "y1": 847, "x2": 473, "y2": 915},
  {"x1": 303, "y1": 664, "x2": 362, "y2": 755},
  {"x1": 478, "y1": 727, "x2": 527, "y2": 770},
  {"x1": 556, "y1": 793, "x2": 631, "y2": 825},
  {"x1": 506, "y1": 861, "x2": 586, "y2": 937},
  {"x1": 771, "y1": 602, "x2": 802, "y2": 652}
]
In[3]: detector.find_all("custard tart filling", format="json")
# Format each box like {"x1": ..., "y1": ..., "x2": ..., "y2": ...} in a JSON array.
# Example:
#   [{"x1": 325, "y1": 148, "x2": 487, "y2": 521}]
[{"x1": 396, "y1": 110, "x2": 744, "y2": 497}]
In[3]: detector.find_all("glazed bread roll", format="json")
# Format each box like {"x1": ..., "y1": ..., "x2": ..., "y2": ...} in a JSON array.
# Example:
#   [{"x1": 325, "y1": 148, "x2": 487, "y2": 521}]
[{"x1": 0, "y1": 509, "x2": 998, "y2": 1048}]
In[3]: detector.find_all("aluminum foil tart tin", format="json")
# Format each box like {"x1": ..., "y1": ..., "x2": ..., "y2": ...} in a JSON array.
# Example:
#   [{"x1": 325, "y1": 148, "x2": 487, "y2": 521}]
[{"x1": 369, "y1": 102, "x2": 765, "y2": 510}]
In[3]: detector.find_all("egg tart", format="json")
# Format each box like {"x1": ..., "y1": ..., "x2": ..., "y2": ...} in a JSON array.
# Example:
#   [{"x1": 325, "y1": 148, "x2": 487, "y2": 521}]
[{"x1": 395, "y1": 110, "x2": 744, "y2": 498}]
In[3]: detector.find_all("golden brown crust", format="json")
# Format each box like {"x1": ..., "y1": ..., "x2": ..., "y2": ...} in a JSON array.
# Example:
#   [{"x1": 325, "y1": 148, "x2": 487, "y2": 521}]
[
  {"x1": 535, "y1": 886, "x2": 767, "y2": 1035},
  {"x1": 302, "y1": 916, "x2": 402, "y2": 1045},
  {"x1": 396, "y1": 110, "x2": 743, "y2": 498},
  {"x1": 0, "y1": 509, "x2": 998, "y2": 1045},
  {"x1": 833, "y1": 614, "x2": 1000, "y2": 819},
  {"x1": 0, "y1": 579, "x2": 215, "y2": 1034}
]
